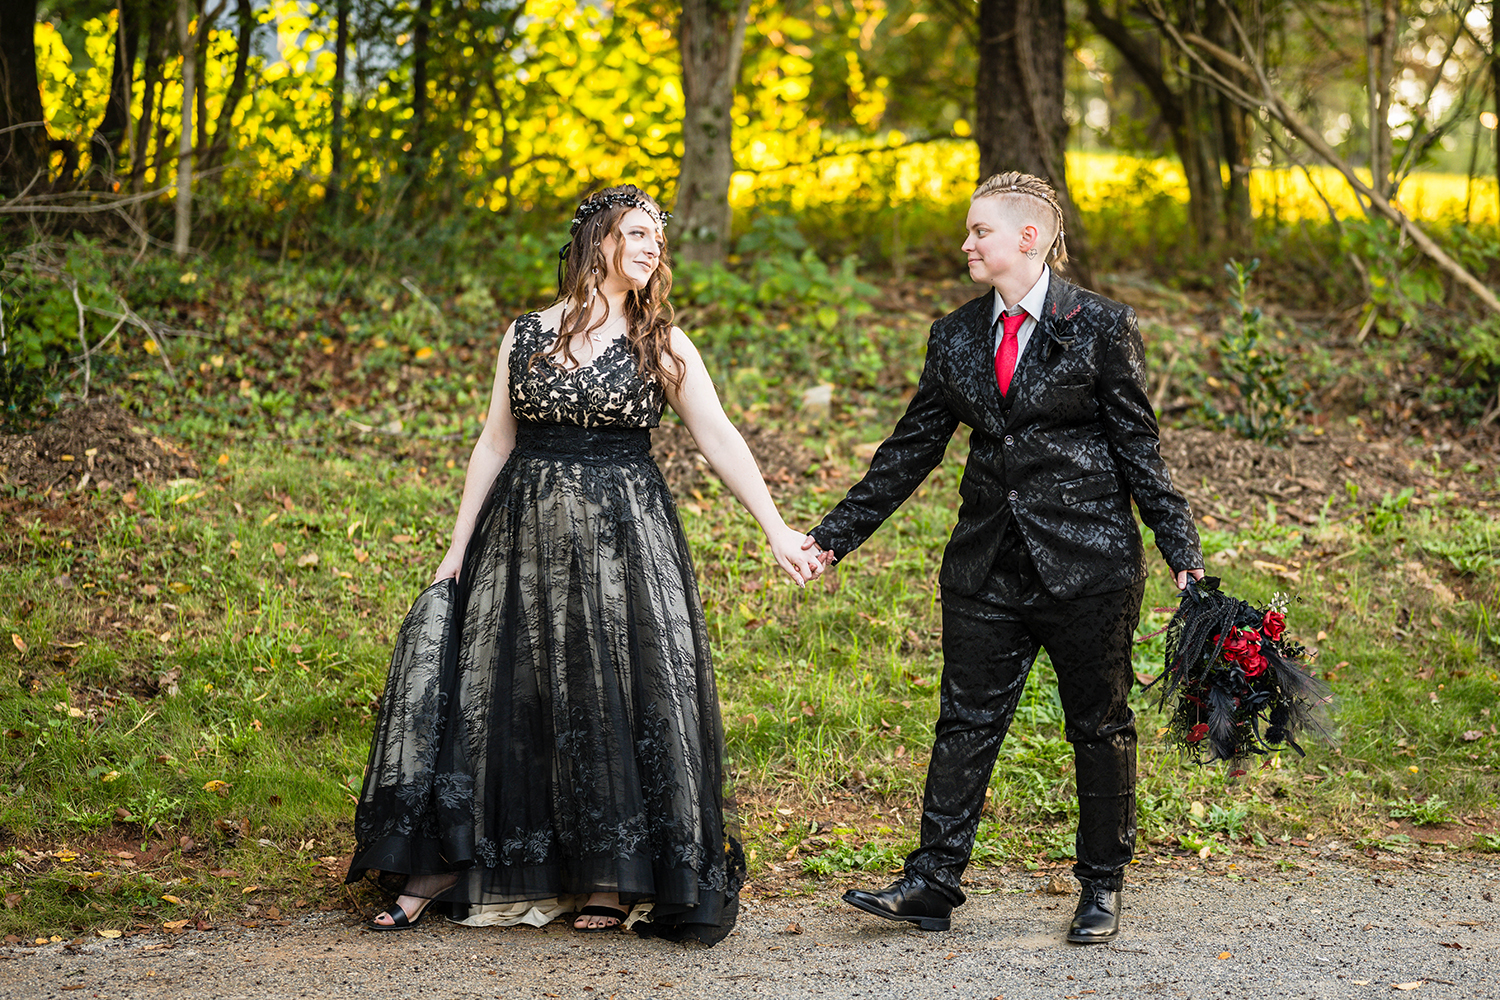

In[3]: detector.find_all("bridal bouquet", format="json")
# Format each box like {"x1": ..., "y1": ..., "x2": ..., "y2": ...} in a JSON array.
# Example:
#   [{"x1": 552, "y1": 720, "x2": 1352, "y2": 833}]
[{"x1": 1147, "y1": 577, "x2": 1333, "y2": 765}]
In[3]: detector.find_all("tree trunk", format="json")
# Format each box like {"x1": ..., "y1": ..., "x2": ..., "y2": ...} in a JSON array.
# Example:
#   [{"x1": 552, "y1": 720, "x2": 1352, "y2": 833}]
[
  {"x1": 1181, "y1": 76, "x2": 1226, "y2": 244},
  {"x1": 1204, "y1": 0, "x2": 1252, "y2": 244},
  {"x1": 327, "y1": 0, "x2": 349, "y2": 213},
  {"x1": 194, "y1": 0, "x2": 212, "y2": 156},
  {"x1": 1087, "y1": 0, "x2": 1243, "y2": 247},
  {"x1": 202, "y1": 0, "x2": 252, "y2": 174},
  {"x1": 408, "y1": 0, "x2": 432, "y2": 180},
  {"x1": 1493, "y1": 46, "x2": 1499, "y2": 222},
  {"x1": 1364, "y1": 0, "x2": 1399, "y2": 197},
  {"x1": 975, "y1": 0, "x2": 1094, "y2": 288},
  {"x1": 0, "y1": 0, "x2": 47, "y2": 196},
  {"x1": 96, "y1": 2, "x2": 141, "y2": 161},
  {"x1": 174, "y1": 0, "x2": 194, "y2": 256},
  {"x1": 675, "y1": 0, "x2": 751, "y2": 265}
]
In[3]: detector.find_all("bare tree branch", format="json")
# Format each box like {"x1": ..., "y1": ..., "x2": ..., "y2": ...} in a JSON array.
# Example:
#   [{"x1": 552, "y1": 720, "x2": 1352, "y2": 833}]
[
  {"x1": 0, "y1": 184, "x2": 179, "y2": 215},
  {"x1": 1144, "y1": 0, "x2": 1500, "y2": 316}
]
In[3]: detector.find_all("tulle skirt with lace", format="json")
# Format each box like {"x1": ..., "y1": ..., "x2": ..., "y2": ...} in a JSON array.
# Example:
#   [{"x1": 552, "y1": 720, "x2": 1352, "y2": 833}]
[{"x1": 346, "y1": 423, "x2": 744, "y2": 945}]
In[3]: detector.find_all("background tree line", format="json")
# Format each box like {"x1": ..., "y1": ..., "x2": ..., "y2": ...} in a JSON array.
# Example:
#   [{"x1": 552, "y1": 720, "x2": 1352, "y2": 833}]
[{"x1": 4, "y1": 1, "x2": 1500, "y2": 401}]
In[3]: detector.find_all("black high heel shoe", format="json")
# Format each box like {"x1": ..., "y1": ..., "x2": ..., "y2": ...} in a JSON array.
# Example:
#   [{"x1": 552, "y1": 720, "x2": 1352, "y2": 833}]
[{"x1": 367, "y1": 896, "x2": 437, "y2": 931}]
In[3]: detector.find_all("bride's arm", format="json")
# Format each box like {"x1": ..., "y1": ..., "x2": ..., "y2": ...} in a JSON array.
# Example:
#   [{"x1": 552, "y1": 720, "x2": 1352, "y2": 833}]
[
  {"x1": 433, "y1": 324, "x2": 520, "y2": 582},
  {"x1": 662, "y1": 327, "x2": 823, "y2": 587}
]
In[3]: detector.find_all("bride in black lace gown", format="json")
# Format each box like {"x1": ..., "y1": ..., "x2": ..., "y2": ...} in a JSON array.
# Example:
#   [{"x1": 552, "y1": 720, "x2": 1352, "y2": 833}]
[{"x1": 345, "y1": 186, "x2": 823, "y2": 944}]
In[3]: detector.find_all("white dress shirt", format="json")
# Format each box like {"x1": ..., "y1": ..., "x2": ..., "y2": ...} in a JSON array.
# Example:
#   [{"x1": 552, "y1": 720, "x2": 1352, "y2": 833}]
[{"x1": 991, "y1": 266, "x2": 1051, "y2": 363}]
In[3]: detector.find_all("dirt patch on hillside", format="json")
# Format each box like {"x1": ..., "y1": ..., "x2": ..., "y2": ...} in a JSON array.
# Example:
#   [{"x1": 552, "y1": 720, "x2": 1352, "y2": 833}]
[
  {"x1": 1158, "y1": 426, "x2": 1499, "y2": 525},
  {"x1": 0, "y1": 400, "x2": 198, "y2": 495},
  {"x1": 652, "y1": 420, "x2": 816, "y2": 499}
]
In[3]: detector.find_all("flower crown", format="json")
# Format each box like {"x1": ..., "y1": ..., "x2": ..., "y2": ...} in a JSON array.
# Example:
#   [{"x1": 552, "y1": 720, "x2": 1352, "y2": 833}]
[{"x1": 568, "y1": 189, "x2": 670, "y2": 236}]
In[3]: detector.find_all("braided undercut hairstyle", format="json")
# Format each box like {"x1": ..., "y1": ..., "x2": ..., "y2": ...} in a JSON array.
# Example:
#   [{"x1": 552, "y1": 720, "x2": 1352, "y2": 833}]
[{"x1": 972, "y1": 172, "x2": 1069, "y2": 269}]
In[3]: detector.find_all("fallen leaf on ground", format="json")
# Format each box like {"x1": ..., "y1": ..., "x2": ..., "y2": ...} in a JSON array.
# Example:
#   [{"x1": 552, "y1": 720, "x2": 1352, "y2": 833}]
[
  {"x1": 295, "y1": 552, "x2": 319, "y2": 568},
  {"x1": 9, "y1": 634, "x2": 24, "y2": 654},
  {"x1": 162, "y1": 920, "x2": 189, "y2": 931},
  {"x1": 1217, "y1": 951, "x2": 1231, "y2": 959},
  {"x1": 97, "y1": 929, "x2": 122, "y2": 939},
  {"x1": 1391, "y1": 983, "x2": 1423, "y2": 991},
  {"x1": 783, "y1": 922, "x2": 802, "y2": 934}
]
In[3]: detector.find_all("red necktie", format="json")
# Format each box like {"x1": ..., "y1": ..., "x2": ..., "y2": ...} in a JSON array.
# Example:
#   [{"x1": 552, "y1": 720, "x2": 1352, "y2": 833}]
[{"x1": 995, "y1": 310, "x2": 1025, "y2": 396}]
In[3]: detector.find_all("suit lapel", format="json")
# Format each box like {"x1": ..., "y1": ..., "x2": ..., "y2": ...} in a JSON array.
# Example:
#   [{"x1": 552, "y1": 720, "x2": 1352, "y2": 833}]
[
  {"x1": 960, "y1": 289, "x2": 1006, "y2": 420},
  {"x1": 1004, "y1": 280, "x2": 1055, "y2": 409},
  {"x1": 1011, "y1": 277, "x2": 1079, "y2": 403}
]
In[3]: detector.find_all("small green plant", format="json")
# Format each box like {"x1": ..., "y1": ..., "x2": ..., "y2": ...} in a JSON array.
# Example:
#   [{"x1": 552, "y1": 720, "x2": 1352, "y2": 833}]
[
  {"x1": 1364, "y1": 488, "x2": 1415, "y2": 537},
  {"x1": 1473, "y1": 833, "x2": 1500, "y2": 853},
  {"x1": 127, "y1": 789, "x2": 187, "y2": 847},
  {"x1": 1204, "y1": 259, "x2": 1304, "y2": 444},
  {"x1": 1196, "y1": 802, "x2": 1251, "y2": 841},
  {"x1": 59, "y1": 801, "x2": 114, "y2": 833},
  {"x1": 801, "y1": 839, "x2": 903, "y2": 875},
  {"x1": 1179, "y1": 831, "x2": 1218, "y2": 855},
  {"x1": 1387, "y1": 796, "x2": 1453, "y2": 827}
]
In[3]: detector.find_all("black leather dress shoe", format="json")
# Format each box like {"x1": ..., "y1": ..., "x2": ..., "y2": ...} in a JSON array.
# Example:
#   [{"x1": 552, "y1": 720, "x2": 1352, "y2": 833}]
[
  {"x1": 1066, "y1": 882, "x2": 1120, "y2": 943},
  {"x1": 842, "y1": 876, "x2": 953, "y2": 931}
]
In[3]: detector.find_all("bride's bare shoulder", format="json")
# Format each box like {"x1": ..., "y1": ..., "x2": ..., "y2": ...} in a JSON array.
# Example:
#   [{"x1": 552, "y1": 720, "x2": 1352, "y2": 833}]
[{"x1": 533, "y1": 302, "x2": 568, "y2": 330}]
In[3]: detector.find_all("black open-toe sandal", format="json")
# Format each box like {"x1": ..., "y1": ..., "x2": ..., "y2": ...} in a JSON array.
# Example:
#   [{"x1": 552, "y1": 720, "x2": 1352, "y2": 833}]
[
  {"x1": 572, "y1": 904, "x2": 628, "y2": 933},
  {"x1": 368, "y1": 898, "x2": 434, "y2": 932}
]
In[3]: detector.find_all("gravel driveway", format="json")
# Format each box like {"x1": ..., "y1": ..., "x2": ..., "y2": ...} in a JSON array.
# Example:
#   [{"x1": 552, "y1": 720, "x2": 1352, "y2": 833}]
[{"x1": 3, "y1": 853, "x2": 1496, "y2": 999}]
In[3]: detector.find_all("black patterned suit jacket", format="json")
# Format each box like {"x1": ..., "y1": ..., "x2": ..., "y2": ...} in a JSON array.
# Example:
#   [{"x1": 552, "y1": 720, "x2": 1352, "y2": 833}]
[{"x1": 810, "y1": 275, "x2": 1201, "y2": 601}]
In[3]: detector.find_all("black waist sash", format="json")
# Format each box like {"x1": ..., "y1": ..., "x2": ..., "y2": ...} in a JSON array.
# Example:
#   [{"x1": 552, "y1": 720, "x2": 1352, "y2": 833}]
[{"x1": 512, "y1": 422, "x2": 652, "y2": 464}]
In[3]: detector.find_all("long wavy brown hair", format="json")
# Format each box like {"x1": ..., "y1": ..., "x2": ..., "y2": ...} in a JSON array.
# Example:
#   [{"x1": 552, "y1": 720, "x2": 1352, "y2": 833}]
[{"x1": 533, "y1": 185, "x2": 686, "y2": 389}]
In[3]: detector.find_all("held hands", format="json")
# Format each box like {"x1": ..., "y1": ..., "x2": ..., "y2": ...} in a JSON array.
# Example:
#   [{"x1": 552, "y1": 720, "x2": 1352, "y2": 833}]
[
  {"x1": 1175, "y1": 567, "x2": 1206, "y2": 591},
  {"x1": 767, "y1": 525, "x2": 826, "y2": 587},
  {"x1": 801, "y1": 533, "x2": 836, "y2": 567}
]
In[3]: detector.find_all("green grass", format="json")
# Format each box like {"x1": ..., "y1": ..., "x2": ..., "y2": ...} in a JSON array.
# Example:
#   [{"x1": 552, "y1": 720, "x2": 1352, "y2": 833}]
[
  {"x1": 4, "y1": 408, "x2": 1499, "y2": 936},
  {"x1": 4, "y1": 246, "x2": 1500, "y2": 935}
]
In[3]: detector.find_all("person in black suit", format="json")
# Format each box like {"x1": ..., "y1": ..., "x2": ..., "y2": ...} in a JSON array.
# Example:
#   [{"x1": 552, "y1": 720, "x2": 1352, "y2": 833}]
[{"x1": 802, "y1": 172, "x2": 1204, "y2": 943}]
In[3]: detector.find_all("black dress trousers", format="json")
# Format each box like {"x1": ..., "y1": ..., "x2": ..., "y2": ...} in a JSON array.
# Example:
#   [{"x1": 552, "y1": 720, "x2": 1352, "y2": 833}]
[{"x1": 904, "y1": 540, "x2": 1145, "y2": 904}]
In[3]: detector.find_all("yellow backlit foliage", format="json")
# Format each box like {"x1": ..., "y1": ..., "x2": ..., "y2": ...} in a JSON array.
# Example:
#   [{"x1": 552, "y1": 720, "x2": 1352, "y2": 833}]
[{"x1": 32, "y1": 8, "x2": 1500, "y2": 228}]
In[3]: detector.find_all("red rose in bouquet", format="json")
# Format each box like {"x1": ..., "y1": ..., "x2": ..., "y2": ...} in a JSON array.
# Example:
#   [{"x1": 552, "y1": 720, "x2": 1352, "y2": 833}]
[
  {"x1": 1152, "y1": 579, "x2": 1332, "y2": 764},
  {"x1": 1221, "y1": 627, "x2": 1269, "y2": 677}
]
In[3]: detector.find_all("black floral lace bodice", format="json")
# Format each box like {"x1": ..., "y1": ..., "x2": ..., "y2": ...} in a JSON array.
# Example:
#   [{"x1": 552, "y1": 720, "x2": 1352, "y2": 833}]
[{"x1": 509, "y1": 312, "x2": 664, "y2": 429}]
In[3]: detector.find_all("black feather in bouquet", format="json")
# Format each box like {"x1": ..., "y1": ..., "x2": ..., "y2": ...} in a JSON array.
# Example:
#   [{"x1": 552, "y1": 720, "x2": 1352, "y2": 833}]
[{"x1": 1146, "y1": 576, "x2": 1333, "y2": 764}]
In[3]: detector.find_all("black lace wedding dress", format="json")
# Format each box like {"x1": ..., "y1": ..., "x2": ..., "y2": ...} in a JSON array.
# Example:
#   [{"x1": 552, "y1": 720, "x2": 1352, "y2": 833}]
[{"x1": 346, "y1": 312, "x2": 744, "y2": 944}]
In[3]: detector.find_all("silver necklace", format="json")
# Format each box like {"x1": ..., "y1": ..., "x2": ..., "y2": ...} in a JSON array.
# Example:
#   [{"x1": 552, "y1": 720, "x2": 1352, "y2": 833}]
[{"x1": 586, "y1": 315, "x2": 625, "y2": 345}]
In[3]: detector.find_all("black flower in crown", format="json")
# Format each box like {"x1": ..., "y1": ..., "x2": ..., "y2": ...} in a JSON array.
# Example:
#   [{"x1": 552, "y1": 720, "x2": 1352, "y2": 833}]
[{"x1": 569, "y1": 189, "x2": 670, "y2": 236}]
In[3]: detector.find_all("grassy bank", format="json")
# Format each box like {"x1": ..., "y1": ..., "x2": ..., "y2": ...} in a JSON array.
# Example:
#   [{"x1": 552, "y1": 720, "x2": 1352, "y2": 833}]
[
  {"x1": 2, "y1": 398, "x2": 1497, "y2": 938},
  {"x1": 1, "y1": 243, "x2": 1498, "y2": 938}
]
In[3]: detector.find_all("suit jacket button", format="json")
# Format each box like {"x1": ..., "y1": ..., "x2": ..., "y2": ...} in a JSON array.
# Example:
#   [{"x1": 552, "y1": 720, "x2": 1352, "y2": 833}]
[
  {"x1": 1008, "y1": 490, "x2": 1019, "y2": 501},
  {"x1": 1004, "y1": 434, "x2": 1014, "y2": 445}
]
